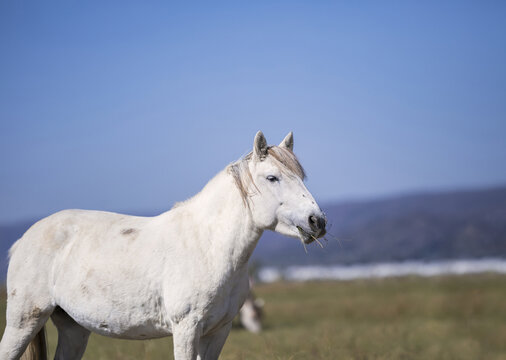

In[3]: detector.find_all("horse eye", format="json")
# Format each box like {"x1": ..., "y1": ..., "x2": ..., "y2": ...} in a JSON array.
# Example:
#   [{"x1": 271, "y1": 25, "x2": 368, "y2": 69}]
[{"x1": 266, "y1": 175, "x2": 279, "y2": 182}]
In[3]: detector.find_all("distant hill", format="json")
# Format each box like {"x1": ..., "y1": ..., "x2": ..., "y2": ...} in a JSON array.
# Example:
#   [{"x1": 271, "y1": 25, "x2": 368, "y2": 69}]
[{"x1": 1, "y1": 186, "x2": 506, "y2": 280}]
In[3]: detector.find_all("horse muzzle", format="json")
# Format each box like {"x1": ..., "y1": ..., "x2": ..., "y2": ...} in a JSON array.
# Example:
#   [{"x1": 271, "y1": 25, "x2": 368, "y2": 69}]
[{"x1": 308, "y1": 214, "x2": 326, "y2": 238}]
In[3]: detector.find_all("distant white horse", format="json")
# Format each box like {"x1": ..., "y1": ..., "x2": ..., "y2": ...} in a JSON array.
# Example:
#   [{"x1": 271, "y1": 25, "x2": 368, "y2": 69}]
[
  {"x1": 238, "y1": 281, "x2": 264, "y2": 334},
  {"x1": 0, "y1": 131, "x2": 326, "y2": 360}
]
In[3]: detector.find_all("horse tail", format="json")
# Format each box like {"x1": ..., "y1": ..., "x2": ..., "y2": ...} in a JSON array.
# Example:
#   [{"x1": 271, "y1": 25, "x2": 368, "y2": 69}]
[{"x1": 20, "y1": 326, "x2": 47, "y2": 360}]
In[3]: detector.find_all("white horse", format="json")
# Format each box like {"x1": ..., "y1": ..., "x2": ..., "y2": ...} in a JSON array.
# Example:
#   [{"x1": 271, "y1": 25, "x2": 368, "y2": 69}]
[{"x1": 0, "y1": 131, "x2": 326, "y2": 360}]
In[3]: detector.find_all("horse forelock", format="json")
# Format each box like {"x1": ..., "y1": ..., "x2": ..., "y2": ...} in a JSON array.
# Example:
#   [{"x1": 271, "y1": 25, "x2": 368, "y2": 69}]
[
  {"x1": 227, "y1": 146, "x2": 306, "y2": 206},
  {"x1": 267, "y1": 146, "x2": 306, "y2": 180}
]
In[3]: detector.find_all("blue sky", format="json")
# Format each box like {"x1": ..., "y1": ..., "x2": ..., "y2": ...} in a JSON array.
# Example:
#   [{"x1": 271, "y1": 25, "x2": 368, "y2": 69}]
[{"x1": 1, "y1": 1, "x2": 505, "y2": 223}]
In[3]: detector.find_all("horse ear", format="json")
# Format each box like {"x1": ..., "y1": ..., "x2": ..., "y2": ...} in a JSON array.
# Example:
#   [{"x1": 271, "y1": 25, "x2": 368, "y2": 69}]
[
  {"x1": 279, "y1": 131, "x2": 294, "y2": 151},
  {"x1": 253, "y1": 131, "x2": 268, "y2": 160}
]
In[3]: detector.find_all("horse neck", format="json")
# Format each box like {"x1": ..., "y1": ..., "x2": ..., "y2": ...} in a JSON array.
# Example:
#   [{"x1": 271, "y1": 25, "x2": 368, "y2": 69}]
[{"x1": 175, "y1": 169, "x2": 263, "y2": 271}]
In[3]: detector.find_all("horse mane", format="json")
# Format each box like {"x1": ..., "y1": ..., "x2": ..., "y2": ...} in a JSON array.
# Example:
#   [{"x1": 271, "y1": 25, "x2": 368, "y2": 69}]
[{"x1": 227, "y1": 146, "x2": 306, "y2": 206}]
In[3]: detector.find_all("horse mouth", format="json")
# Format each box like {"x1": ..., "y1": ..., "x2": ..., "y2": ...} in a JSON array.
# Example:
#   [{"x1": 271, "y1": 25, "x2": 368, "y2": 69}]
[{"x1": 297, "y1": 226, "x2": 316, "y2": 244}]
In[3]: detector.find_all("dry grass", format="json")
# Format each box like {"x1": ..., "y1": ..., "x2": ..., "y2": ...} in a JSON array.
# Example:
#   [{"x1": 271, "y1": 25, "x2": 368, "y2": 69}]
[{"x1": 1, "y1": 274, "x2": 506, "y2": 359}]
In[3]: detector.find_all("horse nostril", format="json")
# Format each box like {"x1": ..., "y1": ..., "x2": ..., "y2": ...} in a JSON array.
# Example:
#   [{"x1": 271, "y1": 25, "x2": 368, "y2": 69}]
[
  {"x1": 309, "y1": 215, "x2": 319, "y2": 231},
  {"x1": 309, "y1": 215, "x2": 326, "y2": 233},
  {"x1": 309, "y1": 215, "x2": 325, "y2": 231}
]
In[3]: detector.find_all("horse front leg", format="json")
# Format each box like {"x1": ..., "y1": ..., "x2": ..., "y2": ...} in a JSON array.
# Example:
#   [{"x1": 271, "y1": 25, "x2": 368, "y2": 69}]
[
  {"x1": 198, "y1": 322, "x2": 233, "y2": 360},
  {"x1": 172, "y1": 318, "x2": 202, "y2": 360}
]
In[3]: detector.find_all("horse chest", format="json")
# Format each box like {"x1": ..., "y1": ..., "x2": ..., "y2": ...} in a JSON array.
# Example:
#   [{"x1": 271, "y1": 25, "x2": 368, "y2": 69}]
[
  {"x1": 198, "y1": 274, "x2": 249, "y2": 335},
  {"x1": 201, "y1": 295, "x2": 243, "y2": 336}
]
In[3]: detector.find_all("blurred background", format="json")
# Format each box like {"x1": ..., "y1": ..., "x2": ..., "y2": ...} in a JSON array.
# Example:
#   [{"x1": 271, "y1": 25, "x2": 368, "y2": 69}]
[{"x1": 1, "y1": 1, "x2": 505, "y2": 359}]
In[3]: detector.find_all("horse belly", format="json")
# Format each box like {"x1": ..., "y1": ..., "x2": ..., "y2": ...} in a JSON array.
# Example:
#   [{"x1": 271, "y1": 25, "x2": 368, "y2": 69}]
[
  {"x1": 52, "y1": 250, "x2": 172, "y2": 338},
  {"x1": 54, "y1": 285, "x2": 171, "y2": 339}
]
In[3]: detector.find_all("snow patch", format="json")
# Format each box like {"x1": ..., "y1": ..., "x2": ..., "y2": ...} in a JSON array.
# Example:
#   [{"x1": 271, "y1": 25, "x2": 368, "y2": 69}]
[{"x1": 258, "y1": 258, "x2": 506, "y2": 283}]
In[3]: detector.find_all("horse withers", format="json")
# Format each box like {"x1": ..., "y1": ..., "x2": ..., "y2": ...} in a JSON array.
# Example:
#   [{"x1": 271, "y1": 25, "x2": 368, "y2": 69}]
[{"x1": 0, "y1": 131, "x2": 326, "y2": 360}]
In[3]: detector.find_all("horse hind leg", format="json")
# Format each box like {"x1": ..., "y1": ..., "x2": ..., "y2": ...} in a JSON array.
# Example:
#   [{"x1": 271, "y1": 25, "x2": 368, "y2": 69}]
[
  {"x1": 51, "y1": 307, "x2": 90, "y2": 360},
  {"x1": 0, "y1": 297, "x2": 53, "y2": 360}
]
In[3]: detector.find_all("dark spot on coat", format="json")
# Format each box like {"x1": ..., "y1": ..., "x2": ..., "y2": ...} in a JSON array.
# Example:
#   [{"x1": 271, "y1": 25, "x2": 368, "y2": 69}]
[
  {"x1": 121, "y1": 228, "x2": 137, "y2": 235},
  {"x1": 99, "y1": 322, "x2": 108, "y2": 329},
  {"x1": 16, "y1": 306, "x2": 44, "y2": 327},
  {"x1": 80, "y1": 284, "x2": 89, "y2": 295},
  {"x1": 10, "y1": 289, "x2": 16, "y2": 297},
  {"x1": 31, "y1": 307, "x2": 42, "y2": 319}
]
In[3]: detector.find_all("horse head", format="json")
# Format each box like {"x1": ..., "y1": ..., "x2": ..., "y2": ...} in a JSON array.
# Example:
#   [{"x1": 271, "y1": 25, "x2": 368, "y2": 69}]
[{"x1": 230, "y1": 131, "x2": 326, "y2": 244}]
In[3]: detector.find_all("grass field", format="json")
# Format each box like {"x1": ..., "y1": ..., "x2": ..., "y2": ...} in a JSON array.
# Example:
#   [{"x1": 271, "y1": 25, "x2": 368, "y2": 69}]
[{"x1": 1, "y1": 274, "x2": 506, "y2": 359}]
